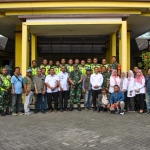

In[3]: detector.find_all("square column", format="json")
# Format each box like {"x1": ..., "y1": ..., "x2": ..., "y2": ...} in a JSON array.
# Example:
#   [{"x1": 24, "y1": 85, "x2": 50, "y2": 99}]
[
  {"x1": 22, "y1": 23, "x2": 29, "y2": 76},
  {"x1": 15, "y1": 25, "x2": 22, "y2": 69},
  {"x1": 127, "y1": 25, "x2": 131, "y2": 71},
  {"x1": 31, "y1": 34, "x2": 37, "y2": 61},
  {"x1": 119, "y1": 21, "x2": 127, "y2": 72}
]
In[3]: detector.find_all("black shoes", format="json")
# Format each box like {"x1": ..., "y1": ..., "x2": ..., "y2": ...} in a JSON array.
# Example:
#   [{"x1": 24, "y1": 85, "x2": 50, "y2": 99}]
[
  {"x1": 69, "y1": 105, "x2": 73, "y2": 111},
  {"x1": 77, "y1": 104, "x2": 81, "y2": 111}
]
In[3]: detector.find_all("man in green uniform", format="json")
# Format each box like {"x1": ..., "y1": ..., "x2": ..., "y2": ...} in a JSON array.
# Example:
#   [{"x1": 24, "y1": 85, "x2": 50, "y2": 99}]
[
  {"x1": 85, "y1": 57, "x2": 92, "y2": 69},
  {"x1": 31, "y1": 60, "x2": 37, "y2": 76},
  {"x1": 40, "y1": 59, "x2": 50, "y2": 75},
  {"x1": 60, "y1": 58, "x2": 68, "y2": 68},
  {"x1": 54, "y1": 60, "x2": 61, "y2": 75},
  {"x1": 109, "y1": 56, "x2": 120, "y2": 76},
  {"x1": 101, "y1": 66, "x2": 110, "y2": 91},
  {"x1": 0, "y1": 67, "x2": 11, "y2": 116},
  {"x1": 74, "y1": 59, "x2": 80, "y2": 67},
  {"x1": 91, "y1": 57, "x2": 101, "y2": 73},
  {"x1": 49, "y1": 60, "x2": 55, "y2": 68},
  {"x1": 67, "y1": 59, "x2": 74, "y2": 75},
  {"x1": 79, "y1": 60, "x2": 86, "y2": 75},
  {"x1": 69, "y1": 64, "x2": 82, "y2": 111},
  {"x1": 101, "y1": 59, "x2": 109, "y2": 70}
]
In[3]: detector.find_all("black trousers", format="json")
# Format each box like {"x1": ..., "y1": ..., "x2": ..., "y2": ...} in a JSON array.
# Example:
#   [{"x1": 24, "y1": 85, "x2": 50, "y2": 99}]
[
  {"x1": 59, "y1": 91, "x2": 69, "y2": 109},
  {"x1": 124, "y1": 91, "x2": 128, "y2": 110},
  {"x1": 129, "y1": 97, "x2": 135, "y2": 111},
  {"x1": 92, "y1": 89, "x2": 101, "y2": 108},
  {"x1": 47, "y1": 92, "x2": 58, "y2": 110},
  {"x1": 136, "y1": 94, "x2": 145, "y2": 110}
]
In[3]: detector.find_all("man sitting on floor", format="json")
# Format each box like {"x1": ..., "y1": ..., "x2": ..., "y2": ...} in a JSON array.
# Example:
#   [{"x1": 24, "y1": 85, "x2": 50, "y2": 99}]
[
  {"x1": 97, "y1": 88, "x2": 110, "y2": 112},
  {"x1": 109, "y1": 85, "x2": 125, "y2": 115}
]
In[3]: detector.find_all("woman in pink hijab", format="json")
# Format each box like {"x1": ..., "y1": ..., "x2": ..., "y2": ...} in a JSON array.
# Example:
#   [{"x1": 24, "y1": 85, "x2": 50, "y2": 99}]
[
  {"x1": 135, "y1": 69, "x2": 145, "y2": 114},
  {"x1": 109, "y1": 70, "x2": 120, "y2": 94}
]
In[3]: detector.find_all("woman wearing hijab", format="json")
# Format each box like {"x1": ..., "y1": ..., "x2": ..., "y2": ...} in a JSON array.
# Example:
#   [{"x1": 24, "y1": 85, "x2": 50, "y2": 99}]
[
  {"x1": 109, "y1": 70, "x2": 120, "y2": 94},
  {"x1": 127, "y1": 70, "x2": 136, "y2": 112},
  {"x1": 135, "y1": 69, "x2": 145, "y2": 114},
  {"x1": 120, "y1": 72, "x2": 128, "y2": 111}
]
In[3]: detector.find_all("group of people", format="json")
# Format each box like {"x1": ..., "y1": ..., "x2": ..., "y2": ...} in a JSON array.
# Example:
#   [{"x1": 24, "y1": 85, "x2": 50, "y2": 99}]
[{"x1": 0, "y1": 56, "x2": 150, "y2": 116}]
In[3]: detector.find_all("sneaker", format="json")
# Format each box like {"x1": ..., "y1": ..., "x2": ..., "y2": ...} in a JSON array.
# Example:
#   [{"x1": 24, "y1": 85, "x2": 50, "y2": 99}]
[
  {"x1": 120, "y1": 112, "x2": 124, "y2": 115},
  {"x1": 145, "y1": 111, "x2": 150, "y2": 115},
  {"x1": 18, "y1": 112, "x2": 24, "y2": 115},
  {"x1": 29, "y1": 111, "x2": 34, "y2": 114},
  {"x1": 12, "y1": 112, "x2": 17, "y2": 116},
  {"x1": 88, "y1": 107, "x2": 92, "y2": 110},
  {"x1": 41, "y1": 111, "x2": 46, "y2": 114},
  {"x1": 85, "y1": 108, "x2": 88, "y2": 111},
  {"x1": 24, "y1": 112, "x2": 32, "y2": 115},
  {"x1": 115, "y1": 109, "x2": 120, "y2": 114}
]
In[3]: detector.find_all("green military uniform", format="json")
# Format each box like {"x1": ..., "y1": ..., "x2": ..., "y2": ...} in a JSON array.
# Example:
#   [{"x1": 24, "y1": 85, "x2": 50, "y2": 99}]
[
  {"x1": 91, "y1": 63, "x2": 101, "y2": 73},
  {"x1": 69, "y1": 70, "x2": 82, "y2": 105},
  {"x1": 54, "y1": 66, "x2": 61, "y2": 75},
  {"x1": 31, "y1": 67, "x2": 37, "y2": 76},
  {"x1": 40, "y1": 64, "x2": 50, "y2": 75},
  {"x1": 101, "y1": 72, "x2": 110, "y2": 89},
  {"x1": 109, "y1": 62, "x2": 118, "y2": 72},
  {"x1": 78, "y1": 65, "x2": 86, "y2": 75},
  {"x1": 66, "y1": 65, "x2": 74, "y2": 75},
  {"x1": 85, "y1": 63, "x2": 92, "y2": 69},
  {"x1": 0, "y1": 74, "x2": 11, "y2": 114}
]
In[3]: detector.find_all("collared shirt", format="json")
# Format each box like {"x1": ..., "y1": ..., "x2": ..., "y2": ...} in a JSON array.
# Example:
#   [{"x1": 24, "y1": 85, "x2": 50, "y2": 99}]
[
  {"x1": 11, "y1": 75, "x2": 23, "y2": 94},
  {"x1": 90, "y1": 73, "x2": 103, "y2": 90},
  {"x1": 110, "y1": 91, "x2": 124, "y2": 104},
  {"x1": 82, "y1": 75, "x2": 92, "y2": 90},
  {"x1": 34, "y1": 75, "x2": 45, "y2": 93},
  {"x1": 45, "y1": 74, "x2": 58, "y2": 93},
  {"x1": 57, "y1": 71, "x2": 69, "y2": 91}
]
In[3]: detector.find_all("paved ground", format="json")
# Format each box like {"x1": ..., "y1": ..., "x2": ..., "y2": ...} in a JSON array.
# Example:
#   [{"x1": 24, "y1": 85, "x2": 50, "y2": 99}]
[{"x1": 0, "y1": 110, "x2": 150, "y2": 150}]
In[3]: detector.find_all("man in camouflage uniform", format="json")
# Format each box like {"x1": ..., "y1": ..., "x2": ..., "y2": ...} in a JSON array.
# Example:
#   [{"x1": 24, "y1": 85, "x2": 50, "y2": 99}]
[
  {"x1": 101, "y1": 59, "x2": 109, "y2": 70},
  {"x1": 109, "y1": 56, "x2": 120, "y2": 76},
  {"x1": 91, "y1": 57, "x2": 101, "y2": 73},
  {"x1": 79, "y1": 60, "x2": 86, "y2": 76},
  {"x1": 54, "y1": 60, "x2": 61, "y2": 75},
  {"x1": 69, "y1": 64, "x2": 82, "y2": 111},
  {"x1": 101, "y1": 66, "x2": 110, "y2": 91},
  {"x1": 67, "y1": 59, "x2": 74, "y2": 76},
  {"x1": 0, "y1": 67, "x2": 11, "y2": 116},
  {"x1": 85, "y1": 57, "x2": 92, "y2": 69}
]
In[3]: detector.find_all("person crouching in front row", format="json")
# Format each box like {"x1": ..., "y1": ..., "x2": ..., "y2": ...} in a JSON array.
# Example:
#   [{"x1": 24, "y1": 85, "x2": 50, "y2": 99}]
[
  {"x1": 109, "y1": 85, "x2": 125, "y2": 115},
  {"x1": 97, "y1": 88, "x2": 110, "y2": 112}
]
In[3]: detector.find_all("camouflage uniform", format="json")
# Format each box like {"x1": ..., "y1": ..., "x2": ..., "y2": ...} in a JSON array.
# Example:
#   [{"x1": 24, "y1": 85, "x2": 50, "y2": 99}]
[
  {"x1": 85, "y1": 63, "x2": 92, "y2": 69},
  {"x1": 109, "y1": 62, "x2": 118, "y2": 72},
  {"x1": 0, "y1": 74, "x2": 11, "y2": 114},
  {"x1": 91, "y1": 63, "x2": 101, "y2": 73},
  {"x1": 101, "y1": 72, "x2": 110, "y2": 89},
  {"x1": 69, "y1": 70, "x2": 82, "y2": 104}
]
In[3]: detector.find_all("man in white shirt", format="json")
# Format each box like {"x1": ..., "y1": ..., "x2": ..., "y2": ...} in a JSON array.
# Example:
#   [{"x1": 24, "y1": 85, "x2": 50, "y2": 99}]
[
  {"x1": 90, "y1": 67, "x2": 103, "y2": 111},
  {"x1": 45, "y1": 68, "x2": 58, "y2": 113},
  {"x1": 57, "y1": 65, "x2": 69, "y2": 112}
]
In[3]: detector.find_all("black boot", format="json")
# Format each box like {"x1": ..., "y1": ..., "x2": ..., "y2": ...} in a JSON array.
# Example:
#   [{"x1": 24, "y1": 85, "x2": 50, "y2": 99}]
[
  {"x1": 69, "y1": 105, "x2": 73, "y2": 111},
  {"x1": 97, "y1": 107, "x2": 100, "y2": 113},
  {"x1": 77, "y1": 104, "x2": 81, "y2": 111},
  {"x1": 1, "y1": 110, "x2": 5, "y2": 116}
]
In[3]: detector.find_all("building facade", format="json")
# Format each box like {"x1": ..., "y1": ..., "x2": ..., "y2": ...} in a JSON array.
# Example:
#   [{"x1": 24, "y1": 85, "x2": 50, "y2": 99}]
[{"x1": 0, "y1": 0, "x2": 150, "y2": 75}]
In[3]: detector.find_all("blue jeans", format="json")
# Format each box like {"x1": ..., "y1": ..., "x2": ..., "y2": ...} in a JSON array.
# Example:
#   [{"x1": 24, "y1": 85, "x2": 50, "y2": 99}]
[
  {"x1": 146, "y1": 92, "x2": 150, "y2": 111},
  {"x1": 43, "y1": 93, "x2": 48, "y2": 111},
  {"x1": 84, "y1": 90, "x2": 92, "y2": 108},
  {"x1": 35, "y1": 93, "x2": 45, "y2": 112}
]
